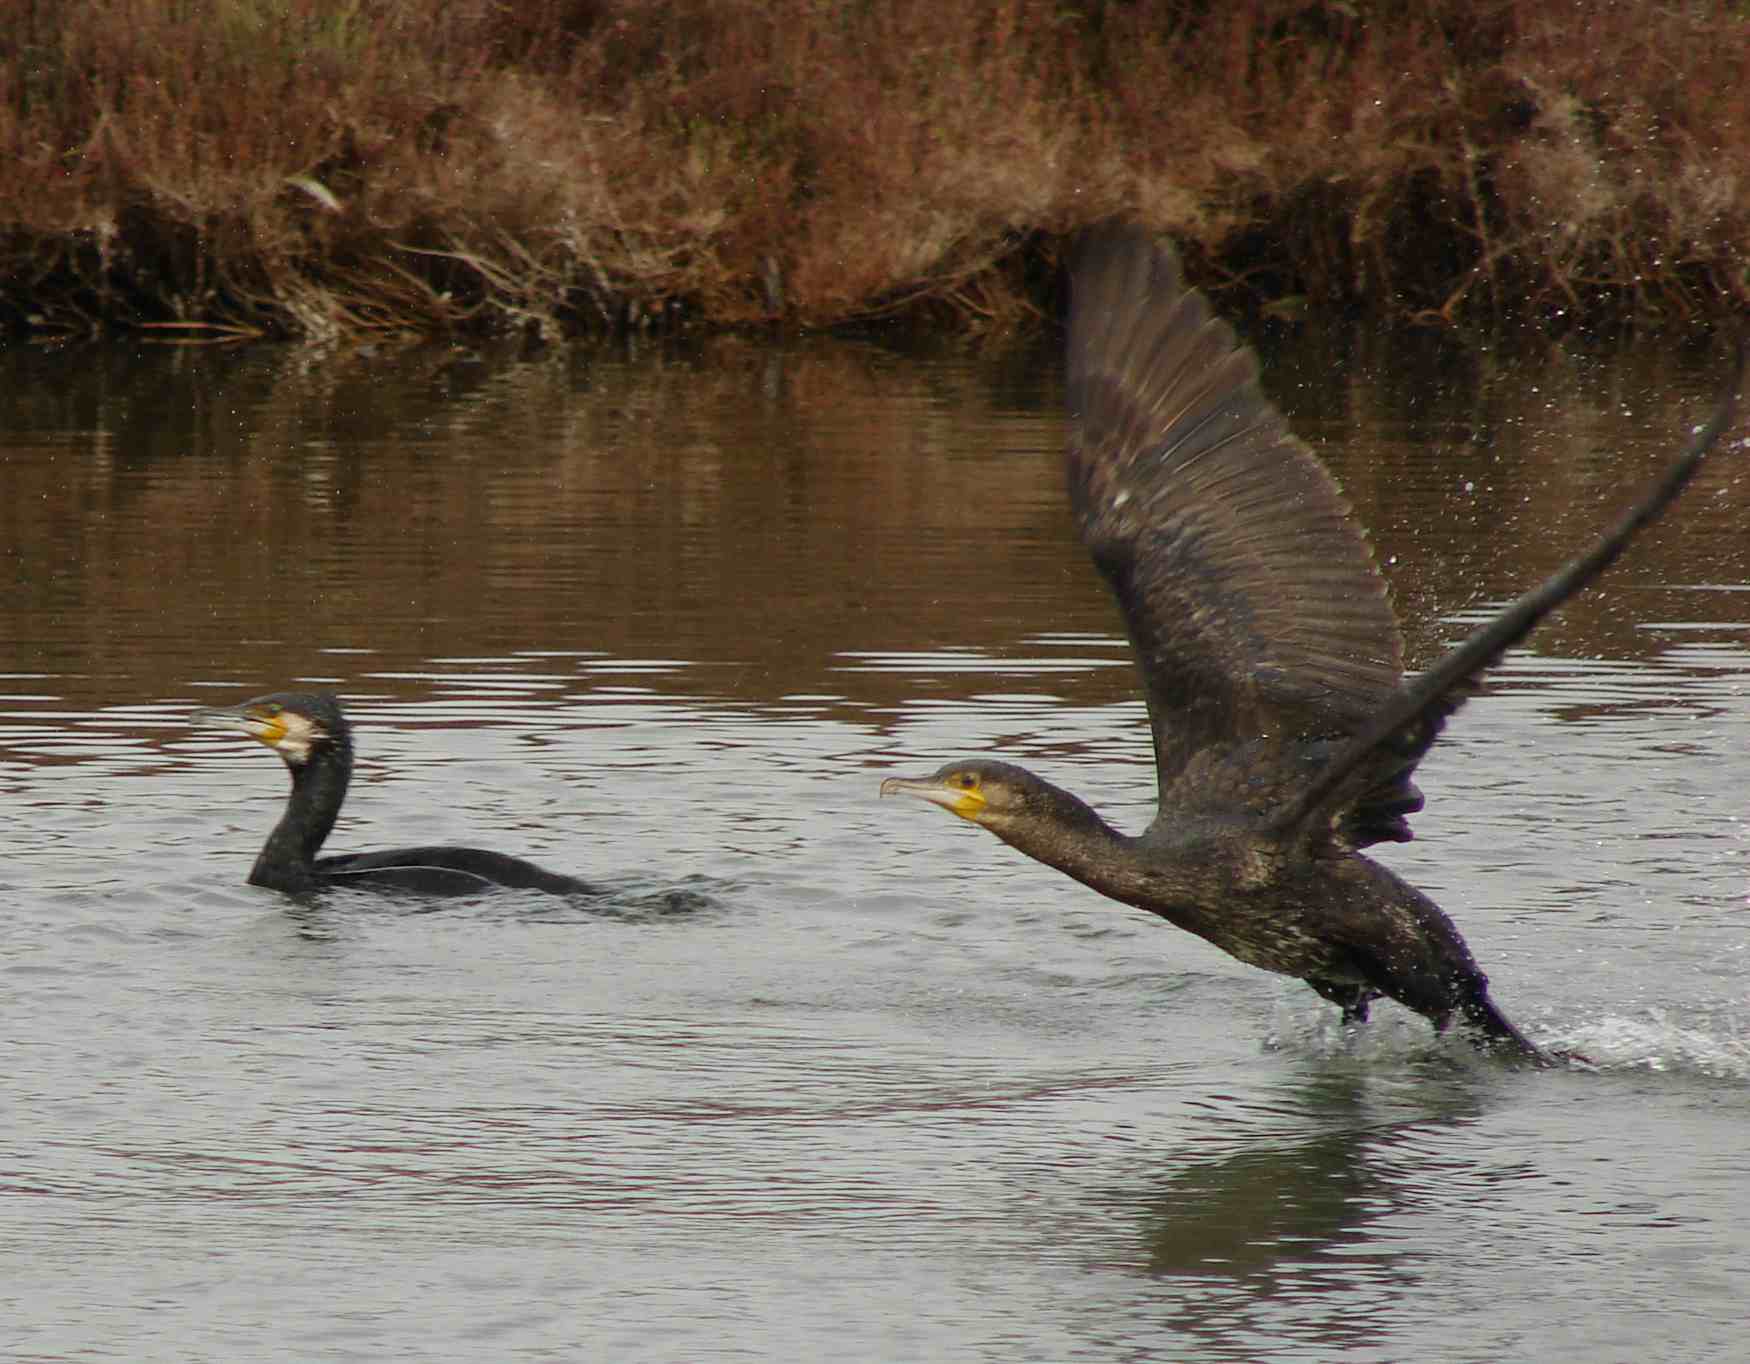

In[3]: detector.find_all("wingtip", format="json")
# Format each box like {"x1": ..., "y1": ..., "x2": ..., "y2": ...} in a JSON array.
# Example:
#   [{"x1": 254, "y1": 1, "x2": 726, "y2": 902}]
[
  {"x1": 1725, "y1": 329, "x2": 1748, "y2": 425},
  {"x1": 1687, "y1": 330, "x2": 1746, "y2": 459},
  {"x1": 1069, "y1": 221, "x2": 1184, "y2": 297}
]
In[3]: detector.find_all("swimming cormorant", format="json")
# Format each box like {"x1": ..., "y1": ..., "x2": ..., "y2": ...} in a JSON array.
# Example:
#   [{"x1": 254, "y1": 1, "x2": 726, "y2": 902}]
[
  {"x1": 881, "y1": 227, "x2": 1742, "y2": 1061},
  {"x1": 199, "y1": 690, "x2": 593, "y2": 897}
]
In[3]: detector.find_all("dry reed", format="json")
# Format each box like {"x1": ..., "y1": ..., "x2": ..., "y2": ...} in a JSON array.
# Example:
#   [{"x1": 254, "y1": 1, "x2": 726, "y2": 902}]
[{"x1": 0, "y1": 0, "x2": 1744, "y2": 337}]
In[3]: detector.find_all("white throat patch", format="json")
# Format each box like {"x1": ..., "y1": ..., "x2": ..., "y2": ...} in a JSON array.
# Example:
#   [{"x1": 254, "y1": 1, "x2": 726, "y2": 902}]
[{"x1": 269, "y1": 710, "x2": 325, "y2": 763}]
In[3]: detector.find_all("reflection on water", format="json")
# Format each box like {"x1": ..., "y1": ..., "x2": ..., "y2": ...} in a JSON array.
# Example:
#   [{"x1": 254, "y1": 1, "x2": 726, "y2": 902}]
[{"x1": 2, "y1": 332, "x2": 1748, "y2": 1362}]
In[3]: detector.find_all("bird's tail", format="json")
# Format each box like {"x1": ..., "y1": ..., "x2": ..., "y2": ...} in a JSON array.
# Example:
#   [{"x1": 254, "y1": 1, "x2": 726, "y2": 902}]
[{"x1": 1461, "y1": 993, "x2": 1557, "y2": 1067}]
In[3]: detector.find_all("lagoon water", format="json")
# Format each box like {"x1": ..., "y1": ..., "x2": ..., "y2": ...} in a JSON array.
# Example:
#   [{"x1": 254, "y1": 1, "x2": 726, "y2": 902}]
[{"x1": 3, "y1": 324, "x2": 1747, "y2": 1362}]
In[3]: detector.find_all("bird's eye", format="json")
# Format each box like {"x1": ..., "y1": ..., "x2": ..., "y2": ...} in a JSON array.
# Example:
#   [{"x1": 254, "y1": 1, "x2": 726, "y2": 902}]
[{"x1": 956, "y1": 772, "x2": 979, "y2": 790}]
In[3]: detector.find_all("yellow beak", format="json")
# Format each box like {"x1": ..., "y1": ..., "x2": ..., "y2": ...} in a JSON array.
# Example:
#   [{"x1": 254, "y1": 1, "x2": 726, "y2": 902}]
[{"x1": 879, "y1": 775, "x2": 986, "y2": 822}]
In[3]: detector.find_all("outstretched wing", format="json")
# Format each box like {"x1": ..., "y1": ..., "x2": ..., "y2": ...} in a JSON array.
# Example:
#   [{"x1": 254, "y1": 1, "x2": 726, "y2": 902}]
[
  {"x1": 1065, "y1": 227, "x2": 1405, "y2": 819},
  {"x1": 1270, "y1": 343, "x2": 1745, "y2": 846}
]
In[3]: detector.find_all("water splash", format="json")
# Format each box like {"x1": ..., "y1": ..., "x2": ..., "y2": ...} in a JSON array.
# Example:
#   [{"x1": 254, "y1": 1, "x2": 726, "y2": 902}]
[{"x1": 1551, "y1": 1007, "x2": 1750, "y2": 1080}]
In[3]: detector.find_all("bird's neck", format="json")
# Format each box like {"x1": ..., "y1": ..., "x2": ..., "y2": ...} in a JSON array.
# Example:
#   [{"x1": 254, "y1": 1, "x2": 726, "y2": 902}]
[
  {"x1": 987, "y1": 777, "x2": 1231, "y2": 937},
  {"x1": 990, "y1": 780, "x2": 1154, "y2": 903},
  {"x1": 251, "y1": 748, "x2": 351, "y2": 890}
]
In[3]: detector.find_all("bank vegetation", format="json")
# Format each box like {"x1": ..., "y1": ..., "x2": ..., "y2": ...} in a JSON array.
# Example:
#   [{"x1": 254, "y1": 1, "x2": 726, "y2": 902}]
[{"x1": 1, "y1": 0, "x2": 1745, "y2": 338}]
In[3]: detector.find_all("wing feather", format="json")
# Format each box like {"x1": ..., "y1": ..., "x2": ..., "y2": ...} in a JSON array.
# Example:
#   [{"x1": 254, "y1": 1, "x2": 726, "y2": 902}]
[{"x1": 1065, "y1": 227, "x2": 1404, "y2": 818}]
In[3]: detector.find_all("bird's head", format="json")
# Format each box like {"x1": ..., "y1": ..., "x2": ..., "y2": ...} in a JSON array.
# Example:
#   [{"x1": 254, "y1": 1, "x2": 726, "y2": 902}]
[
  {"x1": 879, "y1": 758, "x2": 1059, "y2": 833},
  {"x1": 195, "y1": 690, "x2": 349, "y2": 768}
]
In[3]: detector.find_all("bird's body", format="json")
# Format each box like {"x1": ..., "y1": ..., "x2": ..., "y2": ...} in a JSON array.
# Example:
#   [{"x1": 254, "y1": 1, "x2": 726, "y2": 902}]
[
  {"x1": 200, "y1": 690, "x2": 592, "y2": 898},
  {"x1": 882, "y1": 227, "x2": 1741, "y2": 1061}
]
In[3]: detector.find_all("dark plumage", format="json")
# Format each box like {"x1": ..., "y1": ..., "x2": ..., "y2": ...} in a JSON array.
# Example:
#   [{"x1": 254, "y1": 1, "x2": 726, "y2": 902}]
[
  {"x1": 882, "y1": 227, "x2": 1742, "y2": 1062},
  {"x1": 198, "y1": 690, "x2": 592, "y2": 897}
]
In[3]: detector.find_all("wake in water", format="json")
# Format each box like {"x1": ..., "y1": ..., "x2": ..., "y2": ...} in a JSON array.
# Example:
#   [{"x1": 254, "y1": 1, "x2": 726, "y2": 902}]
[
  {"x1": 1550, "y1": 1007, "x2": 1750, "y2": 1080},
  {"x1": 1267, "y1": 997, "x2": 1750, "y2": 1081}
]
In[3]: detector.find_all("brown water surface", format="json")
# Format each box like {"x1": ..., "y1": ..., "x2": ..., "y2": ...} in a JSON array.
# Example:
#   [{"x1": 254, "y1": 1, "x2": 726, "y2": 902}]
[{"x1": 2, "y1": 329, "x2": 1747, "y2": 1362}]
